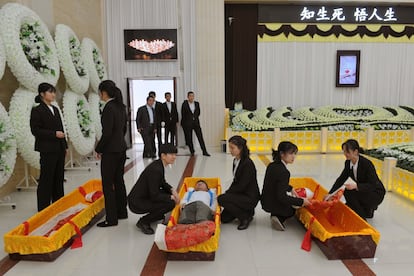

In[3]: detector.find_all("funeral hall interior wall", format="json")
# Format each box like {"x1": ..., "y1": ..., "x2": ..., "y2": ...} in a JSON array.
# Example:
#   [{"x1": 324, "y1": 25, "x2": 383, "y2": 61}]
[{"x1": 0, "y1": 0, "x2": 104, "y2": 198}]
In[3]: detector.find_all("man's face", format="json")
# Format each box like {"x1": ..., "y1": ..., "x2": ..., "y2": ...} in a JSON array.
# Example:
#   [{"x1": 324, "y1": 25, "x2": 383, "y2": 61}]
[
  {"x1": 165, "y1": 94, "x2": 171, "y2": 102},
  {"x1": 187, "y1": 93, "x2": 194, "y2": 102}
]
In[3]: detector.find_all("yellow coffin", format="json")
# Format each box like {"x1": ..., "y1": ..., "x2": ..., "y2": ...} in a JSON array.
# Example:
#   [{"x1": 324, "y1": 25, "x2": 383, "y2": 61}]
[
  {"x1": 4, "y1": 179, "x2": 104, "y2": 261},
  {"x1": 165, "y1": 177, "x2": 221, "y2": 258},
  {"x1": 290, "y1": 177, "x2": 380, "y2": 259}
]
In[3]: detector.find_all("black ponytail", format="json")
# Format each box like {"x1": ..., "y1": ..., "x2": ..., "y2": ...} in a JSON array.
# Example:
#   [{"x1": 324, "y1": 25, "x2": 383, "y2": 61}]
[
  {"x1": 272, "y1": 141, "x2": 298, "y2": 161},
  {"x1": 342, "y1": 139, "x2": 364, "y2": 154},
  {"x1": 98, "y1": 80, "x2": 125, "y2": 107},
  {"x1": 35, "y1": 82, "x2": 56, "y2": 103},
  {"x1": 228, "y1": 135, "x2": 250, "y2": 160}
]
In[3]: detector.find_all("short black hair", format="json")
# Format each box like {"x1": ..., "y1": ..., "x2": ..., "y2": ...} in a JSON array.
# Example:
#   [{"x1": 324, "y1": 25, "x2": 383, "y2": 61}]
[
  {"x1": 159, "y1": 144, "x2": 178, "y2": 154},
  {"x1": 148, "y1": 91, "x2": 156, "y2": 97}
]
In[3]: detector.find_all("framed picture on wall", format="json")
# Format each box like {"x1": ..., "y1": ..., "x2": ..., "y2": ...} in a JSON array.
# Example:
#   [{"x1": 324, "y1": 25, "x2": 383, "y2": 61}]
[
  {"x1": 124, "y1": 29, "x2": 177, "y2": 61},
  {"x1": 336, "y1": 50, "x2": 360, "y2": 87}
]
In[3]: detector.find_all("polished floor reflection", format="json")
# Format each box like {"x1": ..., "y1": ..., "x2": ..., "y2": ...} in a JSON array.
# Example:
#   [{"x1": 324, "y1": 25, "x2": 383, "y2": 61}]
[{"x1": 1, "y1": 145, "x2": 413, "y2": 275}]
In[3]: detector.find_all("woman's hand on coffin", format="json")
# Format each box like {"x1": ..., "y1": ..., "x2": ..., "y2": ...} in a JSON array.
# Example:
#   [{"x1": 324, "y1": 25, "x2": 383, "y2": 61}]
[
  {"x1": 302, "y1": 198, "x2": 312, "y2": 207},
  {"x1": 344, "y1": 182, "x2": 358, "y2": 190}
]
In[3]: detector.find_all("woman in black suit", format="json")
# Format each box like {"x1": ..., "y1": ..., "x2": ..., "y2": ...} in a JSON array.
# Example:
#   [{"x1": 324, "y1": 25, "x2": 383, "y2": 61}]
[
  {"x1": 327, "y1": 139, "x2": 386, "y2": 219},
  {"x1": 261, "y1": 141, "x2": 311, "y2": 231},
  {"x1": 30, "y1": 83, "x2": 68, "y2": 211},
  {"x1": 95, "y1": 80, "x2": 128, "y2": 227},
  {"x1": 217, "y1": 135, "x2": 260, "y2": 230}
]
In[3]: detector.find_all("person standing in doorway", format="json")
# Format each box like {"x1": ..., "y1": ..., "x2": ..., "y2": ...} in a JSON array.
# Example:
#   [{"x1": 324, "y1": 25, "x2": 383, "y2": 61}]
[
  {"x1": 30, "y1": 83, "x2": 68, "y2": 211},
  {"x1": 180, "y1": 91, "x2": 210, "y2": 156},
  {"x1": 95, "y1": 80, "x2": 128, "y2": 227},
  {"x1": 149, "y1": 91, "x2": 164, "y2": 154},
  {"x1": 162, "y1": 92, "x2": 178, "y2": 146},
  {"x1": 136, "y1": 96, "x2": 156, "y2": 158}
]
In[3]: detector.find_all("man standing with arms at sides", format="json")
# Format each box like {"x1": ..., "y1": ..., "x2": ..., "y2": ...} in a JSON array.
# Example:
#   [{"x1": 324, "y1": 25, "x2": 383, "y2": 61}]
[
  {"x1": 181, "y1": 91, "x2": 210, "y2": 156},
  {"x1": 136, "y1": 96, "x2": 156, "y2": 158},
  {"x1": 162, "y1": 92, "x2": 178, "y2": 146},
  {"x1": 149, "y1": 91, "x2": 164, "y2": 155}
]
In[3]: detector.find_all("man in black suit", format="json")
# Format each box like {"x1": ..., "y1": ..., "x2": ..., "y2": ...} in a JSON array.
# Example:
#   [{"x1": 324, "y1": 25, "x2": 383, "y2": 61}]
[
  {"x1": 127, "y1": 144, "x2": 180, "y2": 234},
  {"x1": 180, "y1": 91, "x2": 210, "y2": 156},
  {"x1": 136, "y1": 96, "x2": 156, "y2": 158},
  {"x1": 162, "y1": 92, "x2": 178, "y2": 146},
  {"x1": 30, "y1": 83, "x2": 68, "y2": 211},
  {"x1": 149, "y1": 91, "x2": 164, "y2": 152}
]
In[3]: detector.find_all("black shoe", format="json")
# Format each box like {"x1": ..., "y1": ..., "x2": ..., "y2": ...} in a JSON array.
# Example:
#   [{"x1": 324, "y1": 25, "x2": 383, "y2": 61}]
[
  {"x1": 365, "y1": 208, "x2": 375, "y2": 219},
  {"x1": 97, "y1": 221, "x2": 118, "y2": 227},
  {"x1": 237, "y1": 217, "x2": 253, "y2": 230},
  {"x1": 190, "y1": 152, "x2": 195, "y2": 156},
  {"x1": 136, "y1": 220, "x2": 154, "y2": 235},
  {"x1": 203, "y1": 152, "x2": 211, "y2": 157}
]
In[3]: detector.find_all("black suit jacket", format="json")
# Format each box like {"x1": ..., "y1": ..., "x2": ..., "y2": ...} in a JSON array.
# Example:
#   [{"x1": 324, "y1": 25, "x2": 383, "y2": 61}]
[
  {"x1": 136, "y1": 105, "x2": 155, "y2": 130},
  {"x1": 153, "y1": 101, "x2": 163, "y2": 127},
  {"x1": 95, "y1": 100, "x2": 127, "y2": 153},
  {"x1": 226, "y1": 157, "x2": 260, "y2": 203},
  {"x1": 127, "y1": 159, "x2": 172, "y2": 202},
  {"x1": 329, "y1": 155, "x2": 386, "y2": 196},
  {"x1": 162, "y1": 101, "x2": 178, "y2": 126},
  {"x1": 180, "y1": 100, "x2": 200, "y2": 128},
  {"x1": 30, "y1": 101, "x2": 67, "y2": 152},
  {"x1": 261, "y1": 160, "x2": 303, "y2": 215}
]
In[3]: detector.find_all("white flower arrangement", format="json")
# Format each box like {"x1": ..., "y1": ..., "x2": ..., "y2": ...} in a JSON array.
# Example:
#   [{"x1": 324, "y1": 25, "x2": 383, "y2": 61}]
[
  {"x1": 81, "y1": 38, "x2": 107, "y2": 92},
  {"x1": 230, "y1": 105, "x2": 414, "y2": 131},
  {"x1": 0, "y1": 35, "x2": 6, "y2": 79},
  {"x1": 63, "y1": 90, "x2": 95, "y2": 155},
  {"x1": 55, "y1": 24, "x2": 89, "y2": 94},
  {"x1": 0, "y1": 103, "x2": 17, "y2": 188},
  {"x1": 9, "y1": 88, "x2": 40, "y2": 169},
  {"x1": 0, "y1": 3, "x2": 59, "y2": 91},
  {"x1": 88, "y1": 93, "x2": 102, "y2": 140}
]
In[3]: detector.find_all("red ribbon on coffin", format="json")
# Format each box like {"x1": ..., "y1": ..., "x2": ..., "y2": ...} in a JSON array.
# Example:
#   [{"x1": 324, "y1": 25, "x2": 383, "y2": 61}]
[{"x1": 301, "y1": 217, "x2": 315, "y2": 252}]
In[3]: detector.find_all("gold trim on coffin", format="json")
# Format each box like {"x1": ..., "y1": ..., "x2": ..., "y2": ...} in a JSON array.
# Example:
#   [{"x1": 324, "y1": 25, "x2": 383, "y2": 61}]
[{"x1": 4, "y1": 179, "x2": 104, "y2": 255}]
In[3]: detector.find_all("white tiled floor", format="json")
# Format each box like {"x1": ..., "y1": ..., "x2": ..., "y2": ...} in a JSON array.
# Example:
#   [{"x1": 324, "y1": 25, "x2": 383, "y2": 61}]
[{"x1": 1, "y1": 145, "x2": 414, "y2": 275}]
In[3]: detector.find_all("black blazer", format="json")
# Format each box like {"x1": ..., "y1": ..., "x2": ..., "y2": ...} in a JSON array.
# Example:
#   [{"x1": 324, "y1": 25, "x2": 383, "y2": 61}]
[
  {"x1": 153, "y1": 101, "x2": 163, "y2": 127},
  {"x1": 95, "y1": 100, "x2": 127, "y2": 153},
  {"x1": 30, "y1": 101, "x2": 67, "y2": 152},
  {"x1": 329, "y1": 155, "x2": 386, "y2": 196},
  {"x1": 127, "y1": 159, "x2": 172, "y2": 202},
  {"x1": 226, "y1": 157, "x2": 260, "y2": 203},
  {"x1": 162, "y1": 101, "x2": 178, "y2": 126},
  {"x1": 261, "y1": 160, "x2": 303, "y2": 215},
  {"x1": 180, "y1": 100, "x2": 200, "y2": 128},
  {"x1": 136, "y1": 105, "x2": 155, "y2": 130}
]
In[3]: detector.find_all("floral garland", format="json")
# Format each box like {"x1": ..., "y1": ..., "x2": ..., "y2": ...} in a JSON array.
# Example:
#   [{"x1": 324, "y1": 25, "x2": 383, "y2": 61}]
[
  {"x1": 0, "y1": 103, "x2": 17, "y2": 188},
  {"x1": 88, "y1": 93, "x2": 102, "y2": 140},
  {"x1": 0, "y1": 35, "x2": 6, "y2": 79},
  {"x1": 0, "y1": 3, "x2": 59, "y2": 91},
  {"x1": 9, "y1": 89, "x2": 40, "y2": 169},
  {"x1": 55, "y1": 24, "x2": 89, "y2": 94},
  {"x1": 81, "y1": 38, "x2": 107, "y2": 92},
  {"x1": 63, "y1": 90, "x2": 95, "y2": 155}
]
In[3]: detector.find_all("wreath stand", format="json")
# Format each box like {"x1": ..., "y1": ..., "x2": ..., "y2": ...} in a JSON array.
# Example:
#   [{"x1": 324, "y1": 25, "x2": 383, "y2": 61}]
[
  {"x1": 16, "y1": 162, "x2": 38, "y2": 191},
  {"x1": 0, "y1": 195, "x2": 16, "y2": 209},
  {"x1": 64, "y1": 144, "x2": 91, "y2": 172}
]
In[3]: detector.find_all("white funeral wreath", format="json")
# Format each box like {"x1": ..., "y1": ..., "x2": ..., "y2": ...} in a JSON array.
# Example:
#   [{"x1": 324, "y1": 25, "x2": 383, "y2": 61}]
[
  {"x1": 0, "y1": 35, "x2": 6, "y2": 80},
  {"x1": 81, "y1": 38, "x2": 107, "y2": 92},
  {"x1": 0, "y1": 103, "x2": 17, "y2": 188},
  {"x1": 0, "y1": 3, "x2": 60, "y2": 91},
  {"x1": 9, "y1": 88, "x2": 67, "y2": 170},
  {"x1": 88, "y1": 93, "x2": 102, "y2": 140},
  {"x1": 55, "y1": 24, "x2": 90, "y2": 94},
  {"x1": 63, "y1": 90, "x2": 95, "y2": 155}
]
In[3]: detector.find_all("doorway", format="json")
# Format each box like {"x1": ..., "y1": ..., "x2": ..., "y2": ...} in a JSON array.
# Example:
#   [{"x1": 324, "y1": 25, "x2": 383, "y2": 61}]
[{"x1": 127, "y1": 78, "x2": 176, "y2": 145}]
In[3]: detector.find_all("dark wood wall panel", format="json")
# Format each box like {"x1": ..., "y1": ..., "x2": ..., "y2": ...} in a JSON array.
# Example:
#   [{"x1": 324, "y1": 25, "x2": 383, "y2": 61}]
[{"x1": 225, "y1": 4, "x2": 258, "y2": 111}]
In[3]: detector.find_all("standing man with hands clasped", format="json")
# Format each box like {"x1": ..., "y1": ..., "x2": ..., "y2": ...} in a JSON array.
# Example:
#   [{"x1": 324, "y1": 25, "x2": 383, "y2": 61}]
[
  {"x1": 181, "y1": 91, "x2": 210, "y2": 156},
  {"x1": 162, "y1": 92, "x2": 178, "y2": 146},
  {"x1": 136, "y1": 96, "x2": 157, "y2": 158}
]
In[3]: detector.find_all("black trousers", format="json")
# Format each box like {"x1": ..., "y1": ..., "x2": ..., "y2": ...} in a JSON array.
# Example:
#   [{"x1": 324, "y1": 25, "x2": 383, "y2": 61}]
[
  {"x1": 128, "y1": 197, "x2": 175, "y2": 224},
  {"x1": 141, "y1": 125, "x2": 155, "y2": 157},
  {"x1": 101, "y1": 152, "x2": 128, "y2": 224},
  {"x1": 182, "y1": 123, "x2": 207, "y2": 154},
  {"x1": 164, "y1": 122, "x2": 176, "y2": 146},
  {"x1": 344, "y1": 189, "x2": 384, "y2": 219},
  {"x1": 38, "y1": 151, "x2": 65, "y2": 211},
  {"x1": 217, "y1": 193, "x2": 257, "y2": 221},
  {"x1": 155, "y1": 124, "x2": 162, "y2": 152}
]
